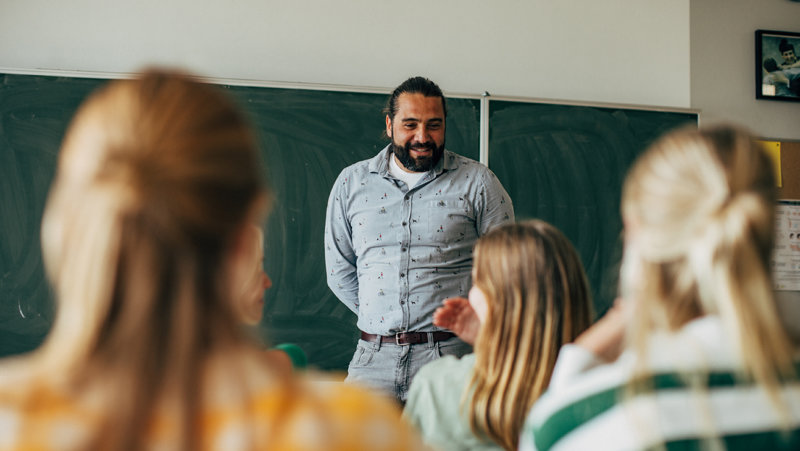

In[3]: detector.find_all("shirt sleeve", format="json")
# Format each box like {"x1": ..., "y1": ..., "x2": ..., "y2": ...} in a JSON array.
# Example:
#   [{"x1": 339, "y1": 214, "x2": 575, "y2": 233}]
[
  {"x1": 324, "y1": 170, "x2": 360, "y2": 314},
  {"x1": 518, "y1": 420, "x2": 540, "y2": 451},
  {"x1": 519, "y1": 345, "x2": 609, "y2": 451},
  {"x1": 475, "y1": 167, "x2": 515, "y2": 236},
  {"x1": 547, "y1": 344, "x2": 606, "y2": 391},
  {"x1": 401, "y1": 357, "x2": 462, "y2": 451},
  {"x1": 401, "y1": 358, "x2": 446, "y2": 432},
  {"x1": 401, "y1": 371, "x2": 428, "y2": 432}
]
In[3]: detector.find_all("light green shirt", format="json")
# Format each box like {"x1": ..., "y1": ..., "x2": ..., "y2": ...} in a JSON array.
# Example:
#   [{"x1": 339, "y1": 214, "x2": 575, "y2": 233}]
[{"x1": 403, "y1": 353, "x2": 503, "y2": 451}]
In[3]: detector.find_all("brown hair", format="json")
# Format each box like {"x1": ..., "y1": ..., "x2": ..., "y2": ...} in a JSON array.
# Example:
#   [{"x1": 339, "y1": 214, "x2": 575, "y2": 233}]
[
  {"x1": 38, "y1": 69, "x2": 270, "y2": 450},
  {"x1": 466, "y1": 220, "x2": 593, "y2": 450}
]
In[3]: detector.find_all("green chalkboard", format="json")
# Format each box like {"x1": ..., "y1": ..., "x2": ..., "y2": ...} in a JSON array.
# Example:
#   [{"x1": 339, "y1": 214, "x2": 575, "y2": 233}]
[
  {"x1": 0, "y1": 75, "x2": 101, "y2": 358},
  {"x1": 239, "y1": 86, "x2": 480, "y2": 370},
  {"x1": 0, "y1": 73, "x2": 481, "y2": 370},
  {"x1": 488, "y1": 100, "x2": 697, "y2": 316}
]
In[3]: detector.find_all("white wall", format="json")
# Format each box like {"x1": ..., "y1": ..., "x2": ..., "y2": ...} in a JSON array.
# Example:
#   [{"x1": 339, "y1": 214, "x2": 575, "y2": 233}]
[
  {"x1": 691, "y1": 0, "x2": 800, "y2": 140},
  {"x1": 0, "y1": 0, "x2": 690, "y2": 108}
]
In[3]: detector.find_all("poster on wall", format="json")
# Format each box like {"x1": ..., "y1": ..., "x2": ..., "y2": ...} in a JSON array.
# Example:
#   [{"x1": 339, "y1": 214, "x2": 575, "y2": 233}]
[
  {"x1": 756, "y1": 29, "x2": 800, "y2": 102},
  {"x1": 773, "y1": 200, "x2": 800, "y2": 290}
]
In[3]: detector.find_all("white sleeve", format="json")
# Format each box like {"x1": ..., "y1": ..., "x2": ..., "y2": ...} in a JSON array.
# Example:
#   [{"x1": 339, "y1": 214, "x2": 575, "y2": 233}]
[{"x1": 547, "y1": 344, "x2": 607, "y2": 391}]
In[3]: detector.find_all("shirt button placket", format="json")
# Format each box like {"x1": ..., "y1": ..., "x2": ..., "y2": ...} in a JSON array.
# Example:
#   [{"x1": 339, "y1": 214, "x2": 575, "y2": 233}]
[{"x1": 400, "y1": 193, "x2": 412, "y2": 330}]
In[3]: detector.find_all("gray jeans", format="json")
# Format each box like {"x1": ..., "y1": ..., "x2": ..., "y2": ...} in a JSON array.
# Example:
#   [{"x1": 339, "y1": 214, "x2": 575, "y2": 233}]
[{"x1": 345, "y1": 334, "x2": 472, "y2": 403}]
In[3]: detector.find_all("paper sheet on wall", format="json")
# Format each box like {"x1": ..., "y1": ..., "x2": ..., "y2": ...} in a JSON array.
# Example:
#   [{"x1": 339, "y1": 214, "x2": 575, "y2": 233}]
[
  {"x1": 757, "y1": 140, "x2": 782, "y2": 187},
  {"x1": 773, "y1": 201, "x2": 800, "y2": 290}
]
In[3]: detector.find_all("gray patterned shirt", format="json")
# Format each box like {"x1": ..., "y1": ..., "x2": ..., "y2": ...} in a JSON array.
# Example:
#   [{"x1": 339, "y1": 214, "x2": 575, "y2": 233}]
[{"x1": 324, "y1": 145, "x2": 514, "y2": 335}]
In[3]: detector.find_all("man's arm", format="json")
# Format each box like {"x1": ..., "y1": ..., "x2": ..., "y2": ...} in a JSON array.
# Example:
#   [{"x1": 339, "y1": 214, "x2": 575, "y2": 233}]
[
  {"x1": 547, "y1": 298, "x2": 629, "y2": 391},
  {"x1": 768, "y1": 71, "x2": 791, "y2": 86},
  {"x1": 476, "y1": 168, "x2": 515, "y2": 235},
  {"x1": 324, "y1": 171, "x2": 360, "y2": 313}
]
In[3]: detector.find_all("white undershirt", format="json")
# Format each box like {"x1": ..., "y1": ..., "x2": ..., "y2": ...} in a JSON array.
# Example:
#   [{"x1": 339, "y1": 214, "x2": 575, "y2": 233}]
[{"x1": 389, "y1": 153, "x2": 427, "y2": 189}]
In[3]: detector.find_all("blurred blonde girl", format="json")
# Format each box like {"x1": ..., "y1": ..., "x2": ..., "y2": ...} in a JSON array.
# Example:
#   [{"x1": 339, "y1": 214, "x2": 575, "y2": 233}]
[
  {"x1": 0, "y1": 69, "x2": 424, "y2": 451},
  {"x1": 404, "y1": 220, "x2": 593, "y2": 450},
  {"x1": 522, "y1": 125, "x2": 800, "y2": 450}
]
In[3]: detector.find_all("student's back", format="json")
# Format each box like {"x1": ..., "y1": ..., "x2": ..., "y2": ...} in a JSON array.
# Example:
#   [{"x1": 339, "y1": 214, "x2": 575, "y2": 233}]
[
  {"x1": 404, "y1": 220, "x2": 593, "y2": 451},
  {"x1": 0, "y1": 69, "x2": 424, "y2": 451},
  {"x1": 521, "y1": 125, "x2": 800, "y2": 450},
  {"x1": 0, "y1": 350, "x2": 415, "y2": 450}
]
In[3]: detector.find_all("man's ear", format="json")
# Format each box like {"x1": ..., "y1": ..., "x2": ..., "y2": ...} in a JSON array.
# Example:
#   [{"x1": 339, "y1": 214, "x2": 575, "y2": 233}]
[{"x1": 385, "y1": 115, "x2": 392, "y2": 138}]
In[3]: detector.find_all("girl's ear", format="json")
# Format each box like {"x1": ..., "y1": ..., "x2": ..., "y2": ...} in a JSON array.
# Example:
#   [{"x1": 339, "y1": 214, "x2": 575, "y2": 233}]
[
  {"x1": 227, "y1": 223, "x2": 259, "y2": 286},
  {"x1": 231, "y1": 195, "x2": 268, "y2": 265}
]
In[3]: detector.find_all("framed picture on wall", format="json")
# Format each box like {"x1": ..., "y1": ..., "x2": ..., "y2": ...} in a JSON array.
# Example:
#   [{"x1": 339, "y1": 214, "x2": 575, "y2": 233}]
[{"x1": 756, "y1": 29, "x2": 800, "y2": 102}]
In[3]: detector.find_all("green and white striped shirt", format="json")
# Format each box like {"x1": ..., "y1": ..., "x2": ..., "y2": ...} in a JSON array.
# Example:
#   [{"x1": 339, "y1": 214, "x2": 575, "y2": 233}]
[{"x1": 521, "y1": 316, "x2": 800, "y2": 450}]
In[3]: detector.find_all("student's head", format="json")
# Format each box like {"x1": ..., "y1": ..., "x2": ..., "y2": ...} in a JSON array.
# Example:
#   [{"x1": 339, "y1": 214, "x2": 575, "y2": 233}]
[
  {"x1": 779, "y1": 39, "x2": 797, "y2": 65},
  {"x1": 620, "y1": 125, "x2": 793, "y2": 391},
  {"x1": 384, "y1": 76, "x2": 446, "y2": 172},
  {"x1": 621, "y1": 125, "x2": 775, "y2": 328},
  {"x1": 764, "y1": 57, "x2": 780, "y2": 73},
  {"x1": 39, "y1": 69, "x2": 269, "y2": 445},
  {"x1": 467, "y1": 220, "x2": 593, "y2": 450},
  {"x1": 232, "y1": 224, "x2": 272, "y2": 325}
]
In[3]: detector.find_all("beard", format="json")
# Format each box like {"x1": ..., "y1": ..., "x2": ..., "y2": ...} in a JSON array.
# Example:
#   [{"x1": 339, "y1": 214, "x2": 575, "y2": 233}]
[{"x1": 391, "y1": 138, "x2": 445, "y2": 173}]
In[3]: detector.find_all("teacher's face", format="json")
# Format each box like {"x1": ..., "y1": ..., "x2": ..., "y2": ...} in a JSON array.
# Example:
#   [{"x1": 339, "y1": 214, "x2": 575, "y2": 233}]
[{"x1": 386, "y1": 92, "x2": 445, "y2": 173}]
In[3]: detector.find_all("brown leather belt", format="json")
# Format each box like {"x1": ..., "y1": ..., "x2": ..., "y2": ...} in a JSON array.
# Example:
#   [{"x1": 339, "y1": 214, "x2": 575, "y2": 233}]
[{"x1": 360, "y1": 331, "x2": 456, "y2": 346}]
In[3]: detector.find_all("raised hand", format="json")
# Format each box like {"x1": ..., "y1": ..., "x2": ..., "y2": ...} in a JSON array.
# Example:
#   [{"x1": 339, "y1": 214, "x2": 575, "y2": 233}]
[
  {"x1": 433, "y1": 297, "x2": 481, "y2": 345},
  {"x1": 574, "y1": 298, "x2": 629, "y2": 362}
]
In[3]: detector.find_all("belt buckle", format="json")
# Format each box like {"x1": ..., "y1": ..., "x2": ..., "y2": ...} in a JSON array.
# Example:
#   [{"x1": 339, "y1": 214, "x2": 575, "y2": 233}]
[{"x1": 395, "y1": 333, "x2": 410, "y2": 346}]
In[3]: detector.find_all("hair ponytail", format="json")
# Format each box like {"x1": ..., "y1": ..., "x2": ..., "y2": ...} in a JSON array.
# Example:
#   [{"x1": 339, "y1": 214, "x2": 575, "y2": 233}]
[
  {"x1": 699, "y1": 192, "x2": 794, "y2": 408},
  {"x1": 622, "y1": 125, "x2": 795, "y2": 423},
  {"x1": 37, "y1": 70, "x2": 268, "y2": 450}
]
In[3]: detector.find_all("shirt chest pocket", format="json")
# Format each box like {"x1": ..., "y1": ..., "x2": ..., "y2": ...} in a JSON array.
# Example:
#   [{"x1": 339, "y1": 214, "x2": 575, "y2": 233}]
[{"x1": 425, "y1": 198, "x2": 474, "y2": 244}]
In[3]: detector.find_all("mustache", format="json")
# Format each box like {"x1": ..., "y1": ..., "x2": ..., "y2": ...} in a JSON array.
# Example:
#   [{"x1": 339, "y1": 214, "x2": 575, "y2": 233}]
[{"x1": 409, "y1": 142, "x2": 435, "y2": 151}]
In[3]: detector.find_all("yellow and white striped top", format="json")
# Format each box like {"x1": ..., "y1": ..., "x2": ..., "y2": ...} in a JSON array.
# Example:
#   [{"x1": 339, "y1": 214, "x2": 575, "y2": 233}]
[{"x1": 0, "y1": 360, "x2": 426, "y2": 451}]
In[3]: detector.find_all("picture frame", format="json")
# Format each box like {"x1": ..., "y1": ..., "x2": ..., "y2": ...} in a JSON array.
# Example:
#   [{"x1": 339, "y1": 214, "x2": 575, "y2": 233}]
[{"x1": 756, "y1": 29, "x2": 800, "y2": 102}]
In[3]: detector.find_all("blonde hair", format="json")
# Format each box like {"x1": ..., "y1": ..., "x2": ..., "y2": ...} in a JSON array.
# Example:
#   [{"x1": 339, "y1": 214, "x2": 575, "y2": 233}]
[
  {"x1": 466, "y1": 220, "x2": 593, "y2": 450},
  {"x1": 35, "y1": 69, "x2": 272, "y2": 449},
  {"x1": 621, "y1": 125, "x2": 795, "y2": 413}
]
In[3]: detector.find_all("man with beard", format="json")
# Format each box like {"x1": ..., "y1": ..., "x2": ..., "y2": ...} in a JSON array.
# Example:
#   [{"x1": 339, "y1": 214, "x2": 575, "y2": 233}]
[{"x1": 324, "y1": 76, "x2": 514, "y2": 403}]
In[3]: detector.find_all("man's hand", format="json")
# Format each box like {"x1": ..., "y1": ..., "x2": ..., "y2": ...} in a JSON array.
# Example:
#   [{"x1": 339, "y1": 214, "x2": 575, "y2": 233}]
[{"x1": 433, "y1": 297, "x2": 481, "y2": 345}]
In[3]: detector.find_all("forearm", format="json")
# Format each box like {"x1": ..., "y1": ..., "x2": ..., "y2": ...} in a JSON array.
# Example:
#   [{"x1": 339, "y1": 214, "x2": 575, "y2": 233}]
[
  {"x1": 326, "y1": 270, "x2": 360, "y2": 314},
  {"x1": 547, "y1": 344, "x2": 607, "y2": 390},
  {"x1": 324, "y1": 175, "x2": 360, "y2": 313}
]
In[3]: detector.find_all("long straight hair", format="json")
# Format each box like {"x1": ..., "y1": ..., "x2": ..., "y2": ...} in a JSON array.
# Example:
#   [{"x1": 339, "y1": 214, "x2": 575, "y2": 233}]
[
  {"x1": 35, "y1": 69, "x2": 271, "y2": 450},
  {"x1": 621, "y1": 125, "x2": 795, "y2": 416},
  {"x1": 466, "y1": 220, "x2": 593, "y2": 450}
]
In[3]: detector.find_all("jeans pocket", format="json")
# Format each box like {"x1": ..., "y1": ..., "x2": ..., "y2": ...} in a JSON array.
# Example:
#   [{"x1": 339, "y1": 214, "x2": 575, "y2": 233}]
[{"x1": 349, "y1": 340, "x2": 376, "y2": 368}]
